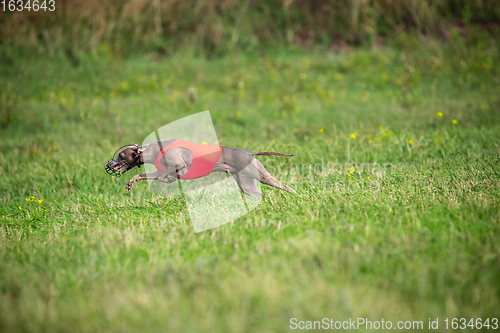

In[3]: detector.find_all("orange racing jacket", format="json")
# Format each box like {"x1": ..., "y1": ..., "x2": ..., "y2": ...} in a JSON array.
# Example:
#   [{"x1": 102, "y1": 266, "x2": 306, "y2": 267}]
[{"x1": 154, "y1": 139, "x2": 223, "y2": 179}]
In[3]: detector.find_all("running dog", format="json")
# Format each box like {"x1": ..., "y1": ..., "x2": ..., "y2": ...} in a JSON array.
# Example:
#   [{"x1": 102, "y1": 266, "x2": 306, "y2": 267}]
[{"x1": 105, "y1": 140, "x2": 297, "y2": 197}]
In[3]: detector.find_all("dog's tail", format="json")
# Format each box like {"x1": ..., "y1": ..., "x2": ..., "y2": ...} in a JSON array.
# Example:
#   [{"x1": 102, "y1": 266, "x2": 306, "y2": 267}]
[{"x1": 250, "y1": 151, "x2": 294, "y2": 157}]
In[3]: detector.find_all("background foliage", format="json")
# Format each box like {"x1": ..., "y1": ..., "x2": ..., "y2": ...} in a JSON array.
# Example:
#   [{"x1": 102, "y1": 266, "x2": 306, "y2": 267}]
[{"x1": 2, "y1": 0, "x2": 500, "y2": 57}]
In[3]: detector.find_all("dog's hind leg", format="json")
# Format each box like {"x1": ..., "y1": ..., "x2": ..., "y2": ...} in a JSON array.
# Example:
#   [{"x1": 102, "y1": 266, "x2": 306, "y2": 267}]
[
  {"x1": 231, "y1": 172, "x2": 262, "y2": 198},
  {"x1": 241, "y1": 159, "x2": 297, "y2": 194}
]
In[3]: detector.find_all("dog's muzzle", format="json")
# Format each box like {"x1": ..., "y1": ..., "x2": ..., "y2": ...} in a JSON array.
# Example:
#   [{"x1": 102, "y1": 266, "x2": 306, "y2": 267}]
[
  {"x1": 104, "y1": 159, "x2": 133, "y2": 177},
  {"x1": 104, "y1": 144, "x2": 139, "y2": 177}
]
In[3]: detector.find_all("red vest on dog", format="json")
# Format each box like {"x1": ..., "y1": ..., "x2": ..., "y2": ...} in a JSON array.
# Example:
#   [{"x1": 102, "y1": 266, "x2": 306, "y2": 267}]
[{"x1": 154, "y1": 139, "x2": 223, "y2": 179}]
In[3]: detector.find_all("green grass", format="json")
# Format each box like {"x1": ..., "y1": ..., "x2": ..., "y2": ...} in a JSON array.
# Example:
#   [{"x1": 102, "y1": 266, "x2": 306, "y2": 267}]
[{"x1": 1, "y1": 34, "x2": 499, "y2": 332}]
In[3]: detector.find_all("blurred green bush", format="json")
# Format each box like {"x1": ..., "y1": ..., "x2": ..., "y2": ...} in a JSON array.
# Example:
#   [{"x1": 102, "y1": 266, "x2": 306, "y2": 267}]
[{"x1": 0, "y1": 0, "x2": 499, "y2": 57}]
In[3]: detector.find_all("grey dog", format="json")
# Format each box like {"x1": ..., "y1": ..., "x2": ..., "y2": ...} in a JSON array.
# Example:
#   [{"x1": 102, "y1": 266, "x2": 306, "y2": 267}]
[{"x1": 105, "y1": 140, "x2": 297, "y2": 197}]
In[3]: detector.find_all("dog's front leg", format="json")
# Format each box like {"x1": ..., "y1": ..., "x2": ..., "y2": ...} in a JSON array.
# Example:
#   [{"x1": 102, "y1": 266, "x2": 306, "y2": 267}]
[
  {"x1": 126, "y1": 171, "x2": 163, "y2": 192},
  {"x1": 156, "y1": 165, "x2": 188, "y2": 184},
  {"x1": 157, "y1": 173, "x2": 178, "y2": 184}
]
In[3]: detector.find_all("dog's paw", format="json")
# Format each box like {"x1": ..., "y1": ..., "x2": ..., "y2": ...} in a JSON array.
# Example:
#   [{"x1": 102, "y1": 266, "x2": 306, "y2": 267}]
[
  {"x1": 126, "y1": 181, "x2": 133, "y2": 192},
  {"x1": 166, "y1": 176, "x2": 177, "y2": 184}
]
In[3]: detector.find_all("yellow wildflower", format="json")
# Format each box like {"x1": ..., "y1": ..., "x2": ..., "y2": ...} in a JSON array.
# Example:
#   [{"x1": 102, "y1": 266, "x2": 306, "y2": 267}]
[
  {"x1": 202, "y1": 142, "x2": 208, "y2": 145},
  {"x1": 366, "y1": 176, "x2": 370, "y2": 179},
  {"x1": 437, "y1": 112, "x2": 443, "y2": 118},
  {"x1": 409, "y1": 140, "x2": 413, "y2": 144},
  {"x1": 350, "y1": 133, "x2": 356, "y2": 139},
  {"x1": 38, "y1": 200, "x2": 43, "y2": 204},
  {"x1": 379, "y1": 126, "x2": 384, "y2": 130},
  {"x1": 319, "y1": 128, "x2": 324, "y2": 133},
  {"x1": 18, "y1": 206, "x2": 22, "y2": 210},
  {"x1": 452, "y1": 119, "x2": 458, "y2": 124}
]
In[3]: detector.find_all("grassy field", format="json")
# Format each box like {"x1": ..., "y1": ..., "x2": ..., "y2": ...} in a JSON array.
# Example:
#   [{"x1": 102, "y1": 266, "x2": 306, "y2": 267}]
[{"x1": 1, "y1": 32, "x2": 499, "y2": 332}]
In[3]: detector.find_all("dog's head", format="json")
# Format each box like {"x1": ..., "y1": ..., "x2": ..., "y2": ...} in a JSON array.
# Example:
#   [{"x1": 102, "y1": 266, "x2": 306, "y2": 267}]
[{"x1": 105, "y1": 144, "x2": 143, "y2": 177}]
